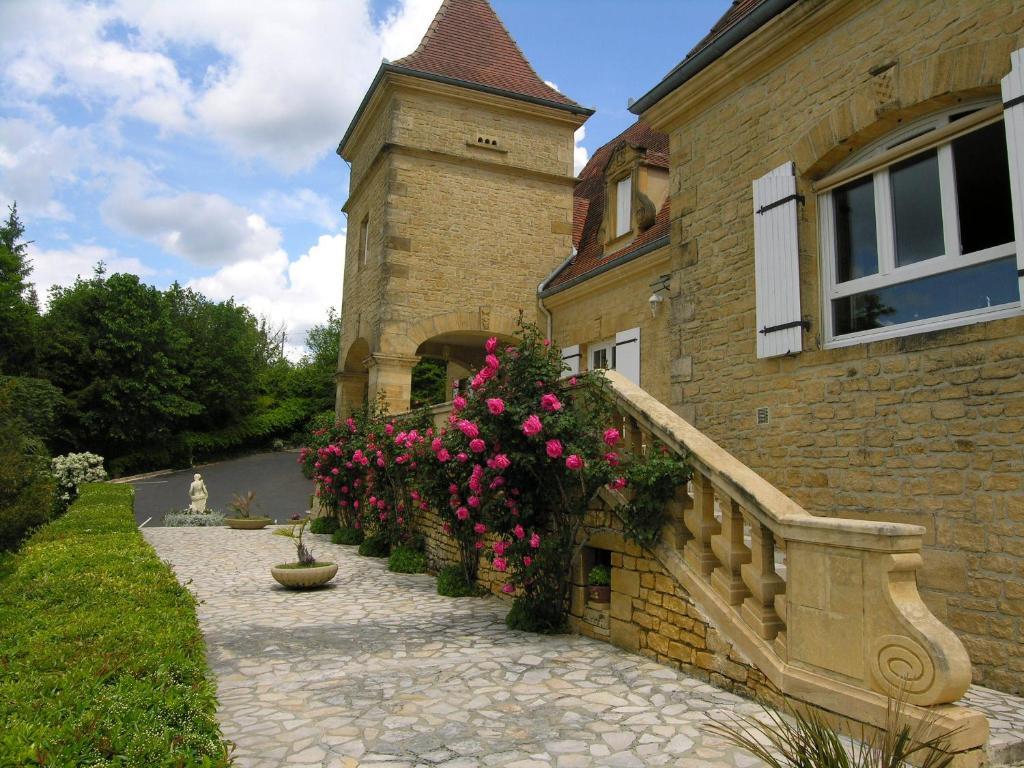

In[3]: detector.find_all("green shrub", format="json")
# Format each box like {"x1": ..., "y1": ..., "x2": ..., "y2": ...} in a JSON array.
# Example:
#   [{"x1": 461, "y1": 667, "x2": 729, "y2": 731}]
[
  {"x1": 506, "y1": 596, "x2": 568, "y2": 634},
  {"x1": 184, "y1": 397, "x2": 314, "y2": 461},
  {"x1": 357, "y1": 532, "x2": 390, "y2": 558},
  {"x1": 436, "y1": 564, "x2": 479, "y2": 597},
  {"x1": 163, "y1": 511, "x2": 225, "y2": 527},
  {"x1": 588, "y1": 564, "x2": 611, "y2": 586},
  {"x1": 309, "y1": 516, "x2": 340, "y2": 535},
  {"x1": 332, "y1": 526, "x2": 364, "y2": 545},
  {"x1": 0, "y1": 388, "x2": 55, "y2": 551},
  {"x1": 388, "y1": 545, "x2": 427, "y2": 574},
  {"x1": 0, "y1": 484, "x2": 230, "y2": 765}
]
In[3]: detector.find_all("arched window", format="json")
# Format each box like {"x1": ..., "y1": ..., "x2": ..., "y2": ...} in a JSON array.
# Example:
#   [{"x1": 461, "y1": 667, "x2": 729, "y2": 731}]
[{"x1": 817, "y1": 103, "x2": 1018, "y2": 345}]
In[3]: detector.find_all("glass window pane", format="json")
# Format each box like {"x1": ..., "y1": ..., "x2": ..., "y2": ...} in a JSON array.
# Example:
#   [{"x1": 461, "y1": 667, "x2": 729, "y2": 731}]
[
  {"x1": 833, "y1": 176, "x2": 878, "y2": 282},
  {"x1": 615, "y1": 177, "x2": 631, "y2": 237},
  {"x1": 890, "y1": 149, "x2": 945, "y2": 266},
  {"x1": 953, "y1": 120, "x2": 1014, "y2": 255},
  {"x1": 832, "y1": 256, "x2": 1019, "y2": 335}
]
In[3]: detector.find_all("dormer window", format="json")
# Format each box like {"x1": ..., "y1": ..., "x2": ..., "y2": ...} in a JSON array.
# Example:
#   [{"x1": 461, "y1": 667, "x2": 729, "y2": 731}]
[{"x1": 614, "y1": 175, "x2": 632, "y2": 237}]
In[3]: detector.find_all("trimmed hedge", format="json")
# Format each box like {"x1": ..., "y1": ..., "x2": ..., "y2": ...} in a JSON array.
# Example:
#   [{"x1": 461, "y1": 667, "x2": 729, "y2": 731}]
[
  {"x1": 0, "y1": 484, "x2": 230, "y2": 766},
  {"x1": 184, "y1": 397, "x2": 313, "y2": 461}
]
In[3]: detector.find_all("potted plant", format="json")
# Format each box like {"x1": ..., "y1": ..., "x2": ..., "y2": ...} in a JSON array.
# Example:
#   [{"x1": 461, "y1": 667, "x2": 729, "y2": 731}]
[
  {"x1": 271, "y1": 520, "x2": 338, "y2": 589},
  {"x1": 224, "y1": 491, "x2": 273, "y2": 530},
  {"x1": 587, "y1": 564, "x2": 611, "y2": 605}
]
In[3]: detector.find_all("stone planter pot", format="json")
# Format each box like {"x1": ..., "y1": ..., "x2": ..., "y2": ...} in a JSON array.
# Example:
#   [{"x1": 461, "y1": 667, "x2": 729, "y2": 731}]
[
  {"x1": 587, "y1": 585, "x2": 611, "y2": 604},
  {"x1": 271, "y1": 562, "x2": 338, "y2": 589},
  {"x1": 225, "y1": 517, "x2": 273, "y2": 530}
]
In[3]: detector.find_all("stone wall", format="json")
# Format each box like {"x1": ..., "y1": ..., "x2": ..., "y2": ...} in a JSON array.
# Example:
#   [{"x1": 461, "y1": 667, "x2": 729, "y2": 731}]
[
  {"x1": 647, "y1": 0, "x2": 1024, "y2": 694},
  {"x1": 547, "y1": 247, "x2": 674, "y2": 406}
]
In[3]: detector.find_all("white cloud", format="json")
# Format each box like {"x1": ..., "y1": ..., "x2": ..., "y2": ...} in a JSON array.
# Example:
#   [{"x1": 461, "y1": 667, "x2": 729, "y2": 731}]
[
  {"x1": 102, "y1": 185, "x2": 283, "y2": 266},
  {"x1": 25, "y1": 242, "x2": 151, "y2": 304},
  {"x1": 260, "y1": 188, "x2": 341, "y2": 232},
  {"x1": 574, "y1": 126, "x2": 590, "y2": 176},
  {"x1": 379, "y1": 0, "x2": 443, "y2": 63},
  {"x1": 0, "y1": 116, "x2": 90, "y2": 220},
  {"x1": 188, "y1": 233, "x2": 346, "y2": 360}
]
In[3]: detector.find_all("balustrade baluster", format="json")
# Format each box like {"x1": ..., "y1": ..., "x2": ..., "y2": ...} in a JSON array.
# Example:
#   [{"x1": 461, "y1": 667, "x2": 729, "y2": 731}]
[
  {"x1": 710, "y1": 497, "x2": 751, "y2": 606},
  {"x1": 740, "y1": 519, "x2": 786, "y2": 642},
  {"x1": 683, "y1": 471, "x2": 720, "y2": 576}
]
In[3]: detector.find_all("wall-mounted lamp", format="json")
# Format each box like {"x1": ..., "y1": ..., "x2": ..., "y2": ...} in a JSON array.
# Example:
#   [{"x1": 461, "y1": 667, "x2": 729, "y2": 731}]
[
  {"x1": 648, "y1": 274, "x2": 671, "y2": 317},
  {"x1": 648, "y1": 292, "x2": 665, "y2": 317}
]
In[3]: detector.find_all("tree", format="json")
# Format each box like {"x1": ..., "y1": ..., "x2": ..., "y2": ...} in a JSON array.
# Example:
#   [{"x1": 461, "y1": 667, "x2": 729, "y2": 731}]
[
  {"x1": 279, "y1": 309, "x2": 342, "y2": 412},
  {"x1": 37, "y1": 270, "x2": 201, "y2": 465},
  {"x1": 0, "y1": 203, "x2": 39, "y2": 374}
]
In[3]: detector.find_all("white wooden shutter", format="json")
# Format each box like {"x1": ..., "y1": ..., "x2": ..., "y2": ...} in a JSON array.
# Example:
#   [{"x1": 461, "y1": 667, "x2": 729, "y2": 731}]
[
  {"x1": 616, "y1": 177, "x2": 632, "y2": 237},
  {"x1": 560, "y1": 344, "x2": 580, "y2": 378},
  {"x1": 614, "y1": 327, "x2": 640, "y2": 385},
  {"x1": 753, "y1": 161, "x2": 803, "y2": 359},
  {"x1": 1001, "y1": 47, "x2": 1024, "y2": 302}
]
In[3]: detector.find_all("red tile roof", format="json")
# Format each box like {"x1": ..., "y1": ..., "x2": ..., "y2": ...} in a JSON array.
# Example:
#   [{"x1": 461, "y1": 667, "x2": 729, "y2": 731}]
[
  {"x1": 393, "y1": 0, "x2": 583, "y2": 110},
  {"x1": 545, "y1": 121, "x2": 670, "y2": 291},
  {"x1": 684, "y1": 0, "x2": 766, "y2": 64}
]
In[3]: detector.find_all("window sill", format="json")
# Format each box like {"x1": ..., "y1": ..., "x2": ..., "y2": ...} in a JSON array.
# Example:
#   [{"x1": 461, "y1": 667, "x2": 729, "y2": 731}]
[{"x1": 823, "y1": 304, "x2": 1024, "y2": 349}]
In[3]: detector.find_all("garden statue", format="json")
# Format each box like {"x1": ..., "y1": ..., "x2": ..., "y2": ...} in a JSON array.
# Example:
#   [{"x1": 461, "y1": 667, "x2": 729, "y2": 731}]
[{"x1": 188, "y1": 473, "x2": 208, "y2": 513}]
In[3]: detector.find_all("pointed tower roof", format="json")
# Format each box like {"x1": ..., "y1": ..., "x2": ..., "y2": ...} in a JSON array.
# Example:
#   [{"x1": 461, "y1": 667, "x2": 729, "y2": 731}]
[
  {"x1": 339, "y1": 0, "x2": 590, "y2": 156},
  {"x1": 393, "y1": 0, "x2": 582, "y2": 109}
]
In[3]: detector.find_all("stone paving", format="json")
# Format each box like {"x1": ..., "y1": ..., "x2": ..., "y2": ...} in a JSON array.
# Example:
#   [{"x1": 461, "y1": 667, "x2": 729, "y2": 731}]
[
  {"x1": 144, "y1": 527, "x2": 770, "y2": 768},
  {"x1": 143, "y1": 526, "x2": 1024, "y2": 768}
]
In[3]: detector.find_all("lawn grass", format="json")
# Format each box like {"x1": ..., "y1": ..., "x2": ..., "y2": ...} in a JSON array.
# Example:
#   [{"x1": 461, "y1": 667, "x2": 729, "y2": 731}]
[{"x1": 0, "y1": 483, "x2": 231, "y2": 766}]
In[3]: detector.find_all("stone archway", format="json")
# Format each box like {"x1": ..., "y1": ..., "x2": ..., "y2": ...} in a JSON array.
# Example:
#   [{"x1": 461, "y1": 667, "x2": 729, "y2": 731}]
[{"x1": 335, "y1": 338, "x2": 370, "y2": 417}]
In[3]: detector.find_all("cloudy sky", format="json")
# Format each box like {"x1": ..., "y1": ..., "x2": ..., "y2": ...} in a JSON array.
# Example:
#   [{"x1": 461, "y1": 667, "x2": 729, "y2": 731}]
[{"x1": 0, "y1": 0, "x2": 729, "y2": 358}]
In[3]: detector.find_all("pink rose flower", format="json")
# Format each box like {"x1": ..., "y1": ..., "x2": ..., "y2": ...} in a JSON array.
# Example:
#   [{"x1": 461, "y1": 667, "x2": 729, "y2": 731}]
[
  {"x1": 437, "y1": 448, "x2": 451, "y2": 462},
  {"x1": 385, "y1": 423, "x2": 394, "y2": 435},
  {"x1": 456, "y1": 452, "x2": 468, "y2": 463},
  {"x1": 569, "y1": 377, "x2": 577, "y2": 386},
  {"x1": 453, "y1": 395, "x2": 467, "y2": 411},
  {"x1": 604, "y1": 452, "x2": 620, "y2": 467},
  {"x1": 540, "y1": 393, "x2": 562, "y2": 412},
  {"x1": 485, "y1": 336, "x2": 499, "y2": 353},
  {"x1": 493, "y1": 540, "x2": 507, "y2": 556},
  {"x1": 492, "y1": 453, "x2": 511, "y2": 470},
  {"x1": 603, "y1": 428, "x2": 621, "y2": 446},
  {"x1": 485, "y1": 354, "x2": 500, "y2": 370},
  {"x1": 455, "y1": 506, "x2": 470, "y2": 521},
  {"x1": 513, "y1": 524, "x2": 525, "y2": 540},
  {"x1": 502, "y1": 582, "x2": 515, "y2": 594},
  {"x1": 521, "y1": 414, "x2": 543, "y2": 437},
  {"x1": 475, "y1": 540, "x2": 484, "y2": 549},
  {"x1": 493, "y1": 557, "x2": 508, "y2": 572},
  {"x1": 471, "y1": 373, "x2": 486, "y2": 390},
  {"x1": 609, "y1": 477, "x2": 628, "y2": 490},
  {"x1": 530, "y1": 532, "x2": 541, "y2": 549},
  {"x1": 523, "y1": 556, "x2": 533, "y2": 567},
  {"x1": 458, "y1": 420, "x2": 479, "y2": 439},
  {"x1": 468, "y1": 496, "x2": 480, "y2": 508},
  {"x1": 448, "y1": 483, "x2": 459, "y2": 494},
  {"x1": 431, "y1": 438, "x2": 443, "y2": 452},
  {"x1": 545, "y1": 439, "x2": 563, "y2": 459},
  {"x1": 474, "y1": 522, "x2": 487, "y2": 534},
  {"x1": 565, "y1": 454, "x2": 583, "y2": 471},
  {"x1": 469, "y1": 438, "x2": 486, "y2": 453},
  {"x1": 486, "y1": 398, "x2": 505, "y2": 415}
]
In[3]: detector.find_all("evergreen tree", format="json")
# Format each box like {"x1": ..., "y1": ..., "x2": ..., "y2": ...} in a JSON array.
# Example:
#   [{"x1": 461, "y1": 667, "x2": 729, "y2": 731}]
[{"x1": 0, "y1": 203, "x2": 39, "y2": 374}]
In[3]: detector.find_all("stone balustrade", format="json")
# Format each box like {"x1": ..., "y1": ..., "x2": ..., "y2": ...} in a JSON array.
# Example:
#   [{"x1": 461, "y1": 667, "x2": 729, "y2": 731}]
[{"x1": 600, "y1": 370, "x2": 987, "y2": 757}]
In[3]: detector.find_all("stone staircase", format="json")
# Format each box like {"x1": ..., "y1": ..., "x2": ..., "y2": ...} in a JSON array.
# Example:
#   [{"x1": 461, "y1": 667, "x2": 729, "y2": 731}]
[{"x1": 599, "y1": 370, "x2": 1024, "y2": 767}]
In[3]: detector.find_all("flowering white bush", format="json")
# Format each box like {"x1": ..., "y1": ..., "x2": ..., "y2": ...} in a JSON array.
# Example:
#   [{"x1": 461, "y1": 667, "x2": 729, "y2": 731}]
[{"x1": 51, "y1": 452, "x2": 108, "y2": 504}]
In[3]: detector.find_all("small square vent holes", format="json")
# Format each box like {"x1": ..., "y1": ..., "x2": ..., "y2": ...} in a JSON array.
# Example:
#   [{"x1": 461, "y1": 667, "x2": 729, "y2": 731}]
[{"x1": 756, "y1": 407, "x2": 770, "y2": 426}]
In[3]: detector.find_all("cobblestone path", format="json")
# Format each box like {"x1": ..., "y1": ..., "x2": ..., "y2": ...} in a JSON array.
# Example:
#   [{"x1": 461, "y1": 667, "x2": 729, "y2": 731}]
[{"x1": 144, "y1": 527, "x2": 769, "y2": 768}]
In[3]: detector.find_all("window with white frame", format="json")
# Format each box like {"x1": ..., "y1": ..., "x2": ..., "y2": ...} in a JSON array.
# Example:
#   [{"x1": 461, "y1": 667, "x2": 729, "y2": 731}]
[
  {"x1": 614, "y1": 175, "x2": 632, "y2": 238},
  {"x1": 590, "y1": 339, "x2": 616, "y2": 371},
  {"x1": 819, "y1": 105, "x2": 1018, "y2": 344}
]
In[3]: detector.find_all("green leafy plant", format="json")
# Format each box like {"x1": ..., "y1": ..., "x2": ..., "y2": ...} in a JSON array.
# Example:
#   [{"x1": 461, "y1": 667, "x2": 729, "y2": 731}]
[
  {"x1": 587, "y1": 564, "x2": 611, "y2": 586},
  {"x1": 357, "y1": 531, "x2": 390, "y2": 558},
  {"x1": 309, "y1": 516, "x2": 340, "y2": 535},
  {"x1": 332, "y1": 526, "x2": 364, "y2": 545},
  {"x1": 619, "y1": 450, "x2": 691, "y2": 548},
  {"x1": 388, "y1": 545, "x2": 428, "y2": 573},
  {"x1": 0, "y1": 484, "x2": 230, "y2": 765},
  {"x1": 704, "y1": 689, "x2": 964, "y2": 768},
  {"x1": 436, "y1": 564, "x2": 479, "y2": 597}
]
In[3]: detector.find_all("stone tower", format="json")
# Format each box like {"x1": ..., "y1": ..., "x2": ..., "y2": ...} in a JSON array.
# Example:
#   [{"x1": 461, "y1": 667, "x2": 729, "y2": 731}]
[{"x1": 335, "y1": 0, "x2": 592, "y2": 415}]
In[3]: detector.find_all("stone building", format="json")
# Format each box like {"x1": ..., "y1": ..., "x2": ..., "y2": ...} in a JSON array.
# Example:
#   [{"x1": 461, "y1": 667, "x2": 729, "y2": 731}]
[{"x1": 336, "y1": 0, "x2": 1024, "y2": 696}]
